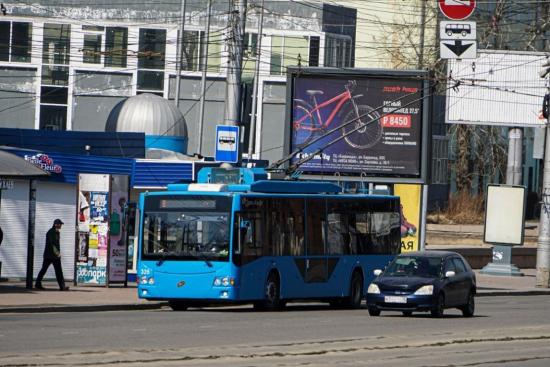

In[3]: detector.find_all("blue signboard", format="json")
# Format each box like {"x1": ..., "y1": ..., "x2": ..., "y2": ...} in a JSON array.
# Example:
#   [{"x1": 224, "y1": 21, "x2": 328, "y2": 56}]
[{"x1": 215, "y1": 125, "x2": 239, "y2": 163}]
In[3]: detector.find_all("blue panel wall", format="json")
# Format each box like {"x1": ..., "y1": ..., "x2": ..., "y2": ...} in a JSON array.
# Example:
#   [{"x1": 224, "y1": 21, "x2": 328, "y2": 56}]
[
  {"x1": 132, "y1": 161, "x2": 193, "y2": 187},
  {"x1": 5, "y1": 148, "x2": 134, "y2": 184},
  {"x1": 0, "y1": 128, "x2": 145, "y2": 158}
]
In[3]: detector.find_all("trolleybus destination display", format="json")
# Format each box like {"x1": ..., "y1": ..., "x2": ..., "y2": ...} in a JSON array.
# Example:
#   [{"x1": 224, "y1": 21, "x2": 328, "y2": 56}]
[{"x1": 287, "y1": 68, "x2": 429, "y2": 183}]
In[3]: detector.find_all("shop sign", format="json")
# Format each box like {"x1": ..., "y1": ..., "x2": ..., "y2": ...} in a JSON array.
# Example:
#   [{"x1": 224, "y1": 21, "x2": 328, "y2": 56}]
[
  {"x1": 0, "y1": 179, "x2": 14, "y2": 190},
  {"x1": 24, "y1": 153, "x2": 62, "y2": 174}
]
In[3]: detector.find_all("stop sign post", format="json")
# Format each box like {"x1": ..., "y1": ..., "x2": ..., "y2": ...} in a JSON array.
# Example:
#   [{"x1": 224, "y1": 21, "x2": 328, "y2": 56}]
[{"x1": 438, "y1": 0, "x2": 476, "y2": 20}]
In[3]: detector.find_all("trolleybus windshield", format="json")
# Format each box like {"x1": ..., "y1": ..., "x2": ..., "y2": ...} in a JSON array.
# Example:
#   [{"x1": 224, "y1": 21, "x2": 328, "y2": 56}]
[{"x1": 142, "y1": 195, "x2": 232, "y2": 261}]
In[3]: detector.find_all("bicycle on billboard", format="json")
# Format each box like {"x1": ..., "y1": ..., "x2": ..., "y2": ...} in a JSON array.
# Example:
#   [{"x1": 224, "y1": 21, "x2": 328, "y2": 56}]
[{"x1": 292, "y1": 80, "x2": 383, "y2": 149}]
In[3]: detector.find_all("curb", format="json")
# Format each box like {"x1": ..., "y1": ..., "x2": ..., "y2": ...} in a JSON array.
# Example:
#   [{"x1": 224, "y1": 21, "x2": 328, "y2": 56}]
[
  {"x1": 0, "y1": 302, "x2": 168, "y2": 314},
  {"x1": 476, "y1": 290, "x2": 550, "y2": 297},
  {"x1": 3, "y1": 291, "x2": 550, "y2": 314}
]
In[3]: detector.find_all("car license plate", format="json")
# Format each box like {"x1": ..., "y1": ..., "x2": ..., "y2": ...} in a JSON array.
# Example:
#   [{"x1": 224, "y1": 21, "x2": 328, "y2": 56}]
[{"x1": 384, "y1": 296, "x2": 407, "y2": 304}]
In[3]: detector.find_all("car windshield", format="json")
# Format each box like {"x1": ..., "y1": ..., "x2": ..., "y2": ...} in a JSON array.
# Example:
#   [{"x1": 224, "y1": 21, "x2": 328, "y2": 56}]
[
  {"x1": 384, "y1": 256, "x2": 442, "y2": 278},
  {"x1": 142, "y1": 195, "x2": 232, "y2": 261}
]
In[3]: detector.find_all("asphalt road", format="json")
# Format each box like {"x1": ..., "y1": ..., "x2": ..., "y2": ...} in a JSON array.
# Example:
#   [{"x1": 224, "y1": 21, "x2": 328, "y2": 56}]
[{"x1": 2, "y1": 296, "x2": 550, "y2": 366}]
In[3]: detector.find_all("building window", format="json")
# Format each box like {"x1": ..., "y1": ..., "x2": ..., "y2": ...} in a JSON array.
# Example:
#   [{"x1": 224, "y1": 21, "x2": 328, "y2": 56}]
[
  {"x1": 138, "y1": 28, "x2": 166, "y2": 70},
  {"x1": 39, "y1": 105, "x2": 67, "y2": 131},
  {"x1": 270, "y1": 35, "x2": 317, "y2": 75},
  {"x1": 41, "y1": 23, "x2": 70, "y2": 131},
  {"x1": 180, "y1": 29, "x2": 222, "y2": 73},
  {"x1": 0, "y1": 21, "x2": 32, "y2": 63},
  {"x1": 324, "y1": 34, "x2": 352, "y2": 68},
  {"x1": 81, "y1": 26, "x2": 127, "y2": 67},
  {"x1": 82, "y1": 26, "x2": 103, "y2": 65},
  {"x1": 137, "y1": 28, "x2": 166, "y2": 92},
  {"x1": 105, "y1": 27, "x2": 128, "y2": 68},
  {"x1": 43, "y1": 23, "x2": 71, "y2": 65}
]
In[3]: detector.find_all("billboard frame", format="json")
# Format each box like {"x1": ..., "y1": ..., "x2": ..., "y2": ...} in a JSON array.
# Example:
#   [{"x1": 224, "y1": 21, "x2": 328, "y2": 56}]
[{"x1": 284, "y1": 67, "x2": 431, "y2": 184}]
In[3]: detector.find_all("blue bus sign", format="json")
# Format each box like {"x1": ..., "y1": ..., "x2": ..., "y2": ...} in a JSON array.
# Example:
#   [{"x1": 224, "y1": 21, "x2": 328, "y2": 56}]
[{"x1": 215, "y1": 125, "x2": 239, "y2": 163}]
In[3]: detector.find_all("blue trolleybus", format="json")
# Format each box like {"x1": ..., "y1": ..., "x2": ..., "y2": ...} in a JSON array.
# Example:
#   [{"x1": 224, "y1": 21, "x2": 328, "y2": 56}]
[{"x1": 137, "y1": 167, "x2": 401, "y2": 310}]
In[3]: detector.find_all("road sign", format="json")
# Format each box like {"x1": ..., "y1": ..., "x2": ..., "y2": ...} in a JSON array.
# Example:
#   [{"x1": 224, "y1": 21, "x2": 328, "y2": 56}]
[
  {"x1": 440, "y1": 40, "x2": 476, "y2": 59},
  {"x1": 215, "y1": 125, "x2": 239, "y2": 163},
  {"x1": 440, "y1": 21, "x2": 477, "y2": 59},
  {"x1": 438, "y1": 0, "x2": 476, "y2": 20},
  {"x1": 440, "y1": 21, "x2": 476, "y2": 40}
]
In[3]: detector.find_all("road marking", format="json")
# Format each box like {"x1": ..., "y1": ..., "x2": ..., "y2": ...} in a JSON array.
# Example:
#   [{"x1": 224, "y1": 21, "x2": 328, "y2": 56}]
[{"x1": 61, "y1": 331, "x2": 79, "y2": 335}]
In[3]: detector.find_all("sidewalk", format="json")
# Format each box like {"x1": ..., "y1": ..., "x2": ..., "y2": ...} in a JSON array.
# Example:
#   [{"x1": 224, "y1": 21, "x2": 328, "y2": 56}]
[
  {"x1": 0, "y1": 281, "x2": 166, "y2": 313},
  {"x1": 1, "y1": 269, "x2": 550, "y2": 314}
]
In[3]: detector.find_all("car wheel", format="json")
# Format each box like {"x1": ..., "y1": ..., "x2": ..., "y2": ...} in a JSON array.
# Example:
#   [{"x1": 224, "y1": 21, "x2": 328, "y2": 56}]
[
  {"x1": 168, "y1": 300, "x2": 189, "y2": 311},
  {"x1": 431, "y1": 293, "x2": 445, "y2": 318},
  {"x1": 368, "y1": 306, "x2": 381, "y2": 316},
  {"x1": 402, "y1": 311, "x2": 413, "y2": 317},
  {"x1": 461, "y1": 291, "x2": 475, "y2": 317}
]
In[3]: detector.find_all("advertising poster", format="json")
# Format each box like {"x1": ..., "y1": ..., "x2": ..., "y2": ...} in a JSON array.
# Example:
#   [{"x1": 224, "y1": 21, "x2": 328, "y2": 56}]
[
  {"x1": 108, "y1": 175, "x2": 129, "y2": 282},
  {"x1": 290, "y1": 73, "x2": 425, "y2": 178},
  {"x1": 76, "y1": 264, "x2": 106, "y2": 285},
  {"x1": 77, "y1": 173, "x2": 111, "y2": 286},
  {"x1": 394, "y1": 184, "x2": 422, "y2": 252}
]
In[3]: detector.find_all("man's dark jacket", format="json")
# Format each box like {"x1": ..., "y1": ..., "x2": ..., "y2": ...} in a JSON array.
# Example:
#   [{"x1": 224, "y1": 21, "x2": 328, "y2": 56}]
[{"x1": 44, "y1": 227, "x2": 61, "y2": 260}]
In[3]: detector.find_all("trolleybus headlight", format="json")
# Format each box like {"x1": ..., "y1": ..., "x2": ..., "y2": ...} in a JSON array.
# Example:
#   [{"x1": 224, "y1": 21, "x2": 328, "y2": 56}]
[
  {"x1": 213, "y1": 276, "x2": 235, "y2": 287},
  {"x1": 148, "y1": 277, "x2": 155, "y2": 285},
  {"x1": 367, "y1": 283, "x2": 380, "y2": 294},
  {"x1": 414, "y1": 285, "x2": 433, "y2": 295},
  {"x1": 141, "y1": 276, "x2": 148, "y2": 284}
]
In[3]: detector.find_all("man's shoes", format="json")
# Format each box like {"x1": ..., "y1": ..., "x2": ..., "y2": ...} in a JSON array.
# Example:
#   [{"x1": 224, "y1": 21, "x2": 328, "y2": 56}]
[
  {"x1": 60, "y1": 286, "x2": 70, "y2": 291},
  {"x1": 35, "y1": 284, "x2": 45, "y2": 290}
]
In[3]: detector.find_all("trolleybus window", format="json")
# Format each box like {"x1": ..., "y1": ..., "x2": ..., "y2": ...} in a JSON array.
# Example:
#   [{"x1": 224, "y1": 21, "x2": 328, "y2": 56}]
[{"x1": 142, "y1": 195, "x2": 232, "y2": 261}]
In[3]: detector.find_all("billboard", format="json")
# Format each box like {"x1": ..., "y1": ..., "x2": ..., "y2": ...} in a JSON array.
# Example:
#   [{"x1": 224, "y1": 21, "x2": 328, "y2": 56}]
[
  {"x1": 287, "y1": 68, "x2": 430, "y2": 183},
  {"x1": 446, "y1": 50, "x2": 549, "y2": 127}
]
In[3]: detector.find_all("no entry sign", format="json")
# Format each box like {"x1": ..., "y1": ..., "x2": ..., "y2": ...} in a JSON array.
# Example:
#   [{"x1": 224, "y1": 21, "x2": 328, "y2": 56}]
[{"x1": 438, "y1": 0, "x2": 476, "y2": 20}]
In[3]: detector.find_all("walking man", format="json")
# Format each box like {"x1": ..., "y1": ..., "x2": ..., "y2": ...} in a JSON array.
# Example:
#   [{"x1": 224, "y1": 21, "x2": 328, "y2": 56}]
[{"x1": 35, "y1": 219, "x2": 69, "y2": 291}]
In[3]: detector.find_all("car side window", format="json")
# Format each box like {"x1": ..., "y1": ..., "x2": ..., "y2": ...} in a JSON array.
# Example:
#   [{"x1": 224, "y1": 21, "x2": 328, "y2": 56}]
[
  {"x1": 453, "y1": 258, "x2": 467, "y2": 274},
  {"x1": 443, "y1": 259, "x2": 456, "y2": 274}
]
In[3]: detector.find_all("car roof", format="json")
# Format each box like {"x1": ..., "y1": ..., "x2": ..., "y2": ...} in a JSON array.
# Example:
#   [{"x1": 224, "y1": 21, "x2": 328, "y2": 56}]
[{"x1": 398, "y1": 250, "x2": 461, "y2": 259}]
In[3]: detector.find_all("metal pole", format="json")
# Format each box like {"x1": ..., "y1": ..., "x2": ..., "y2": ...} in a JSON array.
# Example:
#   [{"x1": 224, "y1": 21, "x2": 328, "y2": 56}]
[
  {"x1": 174, "y1": 0, "x2": 187, "y2": 108},
  {"x1": 224, "y1": 0, "x2": 247, "y2": 127},
  {"x1": 247, "y1": 0, "x2": 264, "y2": 159},
  {"x1": 197, "y1": 0, "x2": 213, "y2": 155},
  {"x1": 537, "y1": 124, "x2": 550, "y2": 287},
  {"x1": 417, "y1": 0, "x2": 426, "y2": 69},
  {"x1": 506, "y1": 128, "x2": 523, "y2": 185},
  {"x1": 25, "y1": 180, "x2": 36, "y2": 289},
  {"x1": 419, "y1": 184, "x2": 428, "y2": 251}
]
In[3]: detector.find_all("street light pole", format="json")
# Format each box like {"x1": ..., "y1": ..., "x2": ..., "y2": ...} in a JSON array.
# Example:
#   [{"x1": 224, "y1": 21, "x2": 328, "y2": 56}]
[
  {"x1": 536, "y1": 60, "x2": 550, "y2": 287},
  {"x1": 197, "y1": 0, "x2": 213, "y2": 155},
  {"x1": 224, "y1": 0, "x2": 247, "y2": 127},
  {"x1": 174, "y1": 0, "x2": 187, "y2": 108},
  {"x1": 247, "y1": 0, "x2": 264, "y2": 160}
]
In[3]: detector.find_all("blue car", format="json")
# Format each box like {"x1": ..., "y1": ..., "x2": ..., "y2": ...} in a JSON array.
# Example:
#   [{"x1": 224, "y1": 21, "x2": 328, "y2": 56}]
[{"x1": 366, "y1": 251, "x2": 476, "y2": 317}]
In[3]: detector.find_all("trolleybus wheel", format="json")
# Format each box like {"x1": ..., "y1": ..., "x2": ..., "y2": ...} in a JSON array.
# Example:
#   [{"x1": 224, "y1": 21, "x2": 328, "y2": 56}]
[
  {"x1": 344, "y1": 271, "x2": 363, "y2": 309},
  {"x1": 168, "y1": 300, "x2": 189, "y2": 311}
]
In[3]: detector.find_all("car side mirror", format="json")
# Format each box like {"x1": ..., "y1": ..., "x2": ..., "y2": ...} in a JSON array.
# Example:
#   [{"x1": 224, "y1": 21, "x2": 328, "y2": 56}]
[
  {"x1": 445, "y1": 270, "x2": 456, "y2": 278},
  {"x1": 373, "y1": 269, "x2": 382, "y2": 276}
]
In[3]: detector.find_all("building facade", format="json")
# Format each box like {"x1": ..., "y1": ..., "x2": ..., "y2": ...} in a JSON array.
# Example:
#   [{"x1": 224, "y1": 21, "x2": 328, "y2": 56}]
[{"x1": 0, "y1": 0, "x2": 356, "y2": 162}]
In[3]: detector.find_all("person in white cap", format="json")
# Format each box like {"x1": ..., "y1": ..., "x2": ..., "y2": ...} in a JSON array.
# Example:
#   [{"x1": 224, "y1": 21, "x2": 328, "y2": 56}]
[{"x1": 35, "y1": 219, "x2": 69, "y2": 291}]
